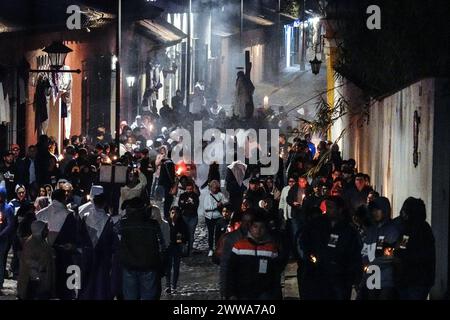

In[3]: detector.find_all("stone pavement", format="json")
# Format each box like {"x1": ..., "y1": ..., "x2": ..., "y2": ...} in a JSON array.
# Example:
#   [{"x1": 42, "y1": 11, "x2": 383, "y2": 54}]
[{"x1": 0, "y1": 218, "x2": 300, "y2": 300}]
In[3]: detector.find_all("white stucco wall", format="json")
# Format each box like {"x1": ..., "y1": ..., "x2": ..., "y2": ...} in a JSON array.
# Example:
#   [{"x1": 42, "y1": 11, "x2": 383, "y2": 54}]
[
  {"x1": 331, "y1": 77, "x2": 450, "y2": 298},
  {"x1": 332, "y1": 78, "x2": 435, "y2": 221}
]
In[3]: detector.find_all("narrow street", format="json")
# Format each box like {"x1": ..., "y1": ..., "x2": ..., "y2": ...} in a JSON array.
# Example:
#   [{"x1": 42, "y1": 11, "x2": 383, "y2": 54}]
[
  {"x1": 162, "y1": 211, "x2": 299, "y2": 300},
  {"x1": 0, "y1": 0, "x2": 449, "y2": 307},
  {"x1": 1, "y1": 218, "x2": 300, "y2": 301}
]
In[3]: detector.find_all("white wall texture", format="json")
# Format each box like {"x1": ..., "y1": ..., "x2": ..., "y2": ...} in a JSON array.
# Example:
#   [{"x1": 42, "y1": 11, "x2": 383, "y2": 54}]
[
  {"x1": 332, "y1": 78, "x2": 435, "y2": 221},
  {"x1": 332, "y1": 77, "x2": 450, "y2": 298}
]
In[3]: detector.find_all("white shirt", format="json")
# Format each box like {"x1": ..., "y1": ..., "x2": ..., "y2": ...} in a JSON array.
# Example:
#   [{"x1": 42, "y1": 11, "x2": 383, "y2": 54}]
[
  {"x1": 203, "y1": 191, "x2": 227, "y2": 220},
  {"x1": 279, "y1": 185, "x2": 293, "y2": 220}
]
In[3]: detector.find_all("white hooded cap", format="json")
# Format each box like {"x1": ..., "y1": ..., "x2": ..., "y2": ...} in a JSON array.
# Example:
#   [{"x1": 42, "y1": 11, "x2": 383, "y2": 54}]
[{"x1": 89, "y1": 185, "x2": 104, "y2": 200}]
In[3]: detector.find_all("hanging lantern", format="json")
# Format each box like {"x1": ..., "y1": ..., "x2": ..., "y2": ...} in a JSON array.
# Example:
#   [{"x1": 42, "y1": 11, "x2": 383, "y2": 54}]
[
  {"x1": 310, "y1": 55, "x2": 322, "y2": 75},
  {"x1": 43, "y1": 41, "x2": 73, "y2": 69}
]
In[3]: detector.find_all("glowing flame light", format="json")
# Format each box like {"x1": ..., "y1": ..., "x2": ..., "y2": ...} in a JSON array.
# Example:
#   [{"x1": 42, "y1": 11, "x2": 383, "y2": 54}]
[
  {"x1": 384, "y1": 248, "x2": 394, "y2": 257},
  {"x1": 175, "y1": 161, "x2": 187, "y2": 176}
]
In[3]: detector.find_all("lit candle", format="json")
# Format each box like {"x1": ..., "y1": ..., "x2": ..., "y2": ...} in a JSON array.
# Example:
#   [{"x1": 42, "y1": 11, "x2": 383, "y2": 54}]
[
  {"x1": 384, "y1": 248, "x2": 394, "y2": 257},
  {"x1": 263, "y1": 96, "x2": 269, "y2": 109}
]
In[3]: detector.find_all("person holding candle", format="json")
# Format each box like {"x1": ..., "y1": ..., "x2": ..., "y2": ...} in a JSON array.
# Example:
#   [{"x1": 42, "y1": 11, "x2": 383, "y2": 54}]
[
  {"x1": 299, "y1": 196, "x2": 362, "y2": 300},
  {"x1": 360, "y1": 197, "x2": 400, "y2": 300},
  {"x1": 243, "y1": 177, "x2": 266, "y2": 210},
  {"x1": 286, "y1": 175, "x2": 311, "y2": 258},
  {"x1": 178, "y1": 181, "x2": 200, "y2": 256}
]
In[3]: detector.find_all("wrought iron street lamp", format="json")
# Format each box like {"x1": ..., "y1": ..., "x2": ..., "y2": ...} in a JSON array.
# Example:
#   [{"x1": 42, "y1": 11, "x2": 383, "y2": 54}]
[
  {"x1": 29, "y1": 41, "x2": 81, "y2": 74},
  {"x1": 43, "y1": 41, "x2": 73, "y2": 70}
]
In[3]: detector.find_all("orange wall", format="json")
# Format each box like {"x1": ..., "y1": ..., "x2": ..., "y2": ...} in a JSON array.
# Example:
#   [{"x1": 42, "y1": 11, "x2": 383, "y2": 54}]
[{"x1": 22, "y1": 28, "x2": 115, "y2": 147}]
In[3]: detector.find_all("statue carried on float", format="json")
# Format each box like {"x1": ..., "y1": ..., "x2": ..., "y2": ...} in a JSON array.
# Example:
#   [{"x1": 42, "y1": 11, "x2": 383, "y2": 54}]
[{"x1": 233, "y1": 53, "x2": 255, "y2": 120}]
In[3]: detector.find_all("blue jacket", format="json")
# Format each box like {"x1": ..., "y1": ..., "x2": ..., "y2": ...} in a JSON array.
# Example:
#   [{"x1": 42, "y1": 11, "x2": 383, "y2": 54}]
[{"x1": 0, "y1": 186, "x2": 15, "y2": 239}]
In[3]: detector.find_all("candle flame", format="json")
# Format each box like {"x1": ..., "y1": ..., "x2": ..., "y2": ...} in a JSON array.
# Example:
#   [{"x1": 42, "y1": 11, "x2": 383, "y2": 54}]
[{"x1": 384, "y1": 248, "x2": 394, "y2": 257}]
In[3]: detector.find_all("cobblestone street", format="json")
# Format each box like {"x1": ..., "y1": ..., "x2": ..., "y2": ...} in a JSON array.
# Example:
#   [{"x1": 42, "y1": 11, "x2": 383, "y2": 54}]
[{"x1": 1, "y1": 217, "x2": 300, "y2": 300}]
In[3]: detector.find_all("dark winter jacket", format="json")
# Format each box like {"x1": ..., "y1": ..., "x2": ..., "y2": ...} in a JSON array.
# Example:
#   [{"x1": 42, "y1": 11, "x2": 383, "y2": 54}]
[
  {"x1": 243, "y1": 188, "x2": 266, "y2": 209},
  {"x1": 178, "y1": 192, "x2": 200, "y2": 217},
  {"x1": 119, "y1": 207, "x2": 163, "y2": 272},
  {"x1": 300, "y1": 214, "x2": 362, "y2": 299},
  {"x1": 394, "y1": 209, "x2": 435, "y2": 288},
  {"x1": 158, "y1": 159, "x2": 175, "y2": 189},
  {"x1": 286, "y1": 184, "x2": 312, "y2": 224},
  {"x1": 344, "y1": 186, "x2": 373, "y2": 211},
  {"x1": 361, "y1": 198, "x2": 400, "y2": 289},
  {"x1": 168, "y1": 218, "x2": 189, "y2": 246},
  {"x1": 15, "y1": 157, "x2": 35, "y2": 187},
  {"x1": 16, "y1": 203, "x2": 36, "y2": 241},
  {"x1": 225, "y1": 168, "x2": 246, "y2": 212}
]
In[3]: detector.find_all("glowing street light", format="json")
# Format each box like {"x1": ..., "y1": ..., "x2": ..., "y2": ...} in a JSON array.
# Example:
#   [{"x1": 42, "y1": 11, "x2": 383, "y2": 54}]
[{"x1": 126, "y1": 76, "x2": 136, "y2": 88}]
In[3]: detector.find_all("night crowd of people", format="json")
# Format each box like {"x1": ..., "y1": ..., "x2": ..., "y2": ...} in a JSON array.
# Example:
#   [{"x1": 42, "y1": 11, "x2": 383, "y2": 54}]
[{"x1": 0, "y1": 97, "x2": 436, "y2": 300}]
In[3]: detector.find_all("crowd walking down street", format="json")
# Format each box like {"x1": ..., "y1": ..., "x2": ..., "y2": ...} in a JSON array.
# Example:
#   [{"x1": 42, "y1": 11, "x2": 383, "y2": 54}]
[
  {"x1": 0, "y1": 110, "x2": 436, "y2": 300},
  {"x1": 0, "y1": 0, "x2": 449, "y2": 306}
]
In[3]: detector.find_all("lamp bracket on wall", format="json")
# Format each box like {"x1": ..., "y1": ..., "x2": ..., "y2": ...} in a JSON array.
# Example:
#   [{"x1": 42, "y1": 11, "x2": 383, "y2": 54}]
[{"x1": 28, "y1": 69, "x2": 81, "y2": 74}]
